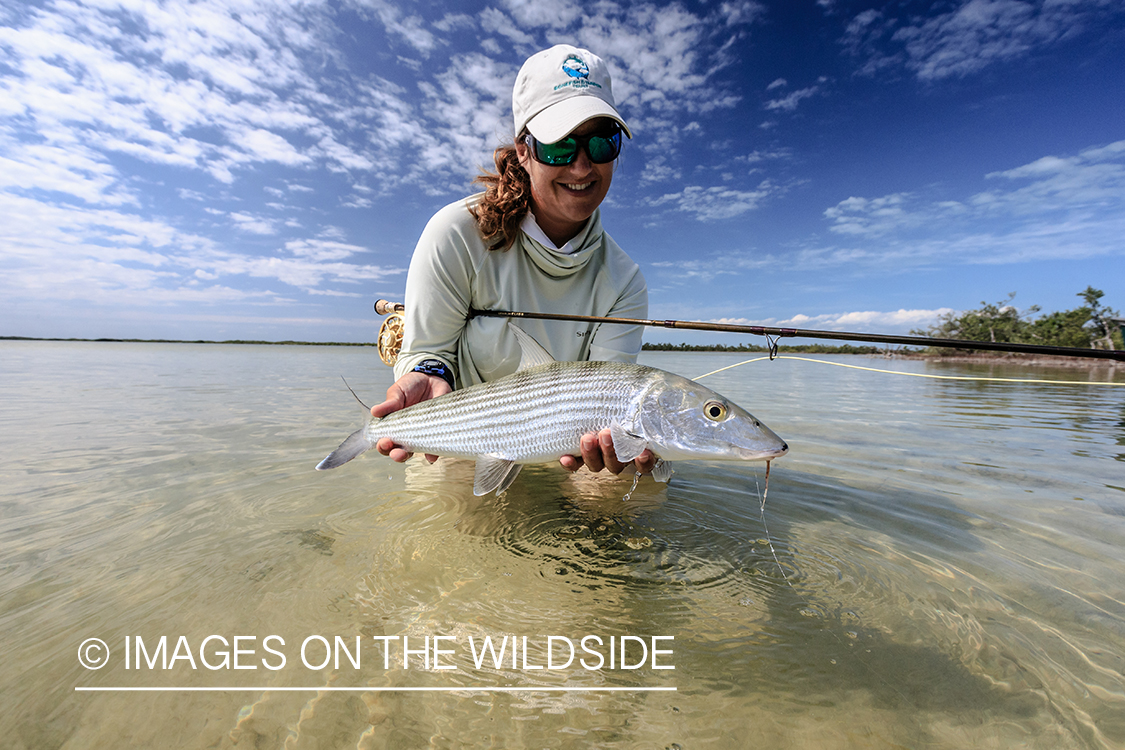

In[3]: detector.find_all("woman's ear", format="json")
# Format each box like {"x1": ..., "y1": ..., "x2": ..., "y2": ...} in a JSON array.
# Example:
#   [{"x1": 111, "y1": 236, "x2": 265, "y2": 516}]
[{"x1": 515, "y1": 137, "x2": 531, "y2": 170}]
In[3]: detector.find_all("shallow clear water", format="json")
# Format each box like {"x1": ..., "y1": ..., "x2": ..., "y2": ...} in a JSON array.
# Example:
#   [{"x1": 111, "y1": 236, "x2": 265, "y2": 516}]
[{"x1": 2, "y1": 341, "x2": 1123, "y2": 749}]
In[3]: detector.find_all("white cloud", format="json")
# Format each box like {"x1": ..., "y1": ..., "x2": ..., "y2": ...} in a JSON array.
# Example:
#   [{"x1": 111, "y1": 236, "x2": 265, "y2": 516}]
[
  {"x1": 479, "y1": 7, "x2": 535, "y2": 47},
  {"x1": 812, "y1": 140, "x2": 1125, "y2": 268},
  {"x1": 499, "y1": 0, "x2": 584, "y2": 29},
  {"x1": 285, "y1": 238, "x2": 366, "y2": 262},
  {"x1": 712, "y1": 308, "x2": 955, "y2": 331},
  {"x1": 347, "y1": 0, "x2": 437, "y2": 55},
  {"x1": 823, "y1": 192, "x2": 951, "y2": 236},
  {"x1": 314, "y1": 136, "x2": 377, "y2": 173},
  {"x1": 639, "y1": 157, "x2": 680, "y2": 185},
  {"x1": 0, "y1": 137, "x2": 134, "y2": 205},
  {"x1": 578, "y1": 5, "x2": 722, "y2": 109},
  {"x1": 825, "y1": 139, "x2": 1125, "y2": 245},
  {"x1": 393, "y1": 51, "x2": 521, "y2": 187},
  {"x1": 648, "y1": 181, "x2": 780, "y2": 221},
  {"x1": 0, "y1": 0, "x2": 426, "y2": 319},
  {"x1": 895, "y1": 0, "x2": 1060, "y2": 80},
  {"x1": 977, "y1": 140, "x2": 1125, "y2": 212},
  {"x1": 229, "y1": 212, "x2": 276, "y2": 235},
  {"x1": 718, "y1": 1, "x2": 766, "y2": 27},
  {"x1": 0, "y1": 186, "x2": 404, "y2": 308},
  {"x1": 0, "y1": 0, "x2": 356, "y2": 203},
  {"x1": 764, "y1": 85, "x2": 820, "y2": 112},
  {"x1": 736, "y1": 148, "x2": 791, "y2": 165},
  {"x1": 650, "y1": 251, "x2": 771, "y2": 279},
  {"x1": 433, "y1": 13, "x2": 476, "y2": 33},
  {"x1": 843, "y1": 0, "x2": 1124, "y2": 81},
  {"x1": 650, "y1": 139, "x2": 1125, "y2": 281},
  {"x1": 195, "y1": 253, "x2": 379, "y2": 290},
  {"x1": 228, "y1": 129, "x2": 310, "y2": 167}
]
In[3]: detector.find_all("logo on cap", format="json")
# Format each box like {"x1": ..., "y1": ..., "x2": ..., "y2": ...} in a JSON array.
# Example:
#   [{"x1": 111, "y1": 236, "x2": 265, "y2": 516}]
[
  {"x1": 554, "y1": 54, "x2": 602, "y2": 92},
  {"x1": 562, "y1": 55, "x2": 589, "y2": 80}
]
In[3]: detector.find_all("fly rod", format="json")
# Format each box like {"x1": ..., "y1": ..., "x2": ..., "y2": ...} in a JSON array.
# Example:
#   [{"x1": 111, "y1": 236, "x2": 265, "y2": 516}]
[{"x1": 373, "y1": 300, "x2": 1125, "y2": 362}]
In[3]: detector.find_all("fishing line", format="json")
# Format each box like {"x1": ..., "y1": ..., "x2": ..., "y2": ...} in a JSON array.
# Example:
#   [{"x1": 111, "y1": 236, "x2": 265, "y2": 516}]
[
  {"x1": 340, "y1": 376, "x2": 371, "y2": 410},
  {"x1": 693, "y1": 355, "x2": 1125, "y2": 386},
  {"x1": 620, "y1": 469, "x2": 643, "y2": 503},
  {"x1": 695, "y1": 352, "x2": 1120, "y2": 615},
  {"x1": 621, "y1": 459, "x2": 670, "y2": 502},
  {"x1": 752, "y1": 461, "x2": 920, "y2": 708},
  {"x1": 755, "y1": 460, "x2": 793, "y2": 589},
  {"x1": 698, "y1": 357, "x2": 998, "y2": 707}
]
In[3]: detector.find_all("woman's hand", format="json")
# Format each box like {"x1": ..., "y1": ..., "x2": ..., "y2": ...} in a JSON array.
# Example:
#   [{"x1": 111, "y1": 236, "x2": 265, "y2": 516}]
[
  {"x1": 559, "y1": 428, "x2": 656, "y2": 476},
  {"x1": 372, "y1": 371, "x2": 452, "y2": 463}
]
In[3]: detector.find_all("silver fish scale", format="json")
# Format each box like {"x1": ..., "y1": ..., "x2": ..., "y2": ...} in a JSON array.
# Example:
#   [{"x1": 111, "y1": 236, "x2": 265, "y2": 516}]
[{"x1": 364, "y1": 361, "x2": 655, "y2": 461}]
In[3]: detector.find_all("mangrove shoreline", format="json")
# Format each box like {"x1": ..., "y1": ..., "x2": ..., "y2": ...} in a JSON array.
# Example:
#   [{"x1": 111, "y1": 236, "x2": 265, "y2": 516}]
[{"x1": 3, "y1": 335, "x2": 1117, "y2": 367}]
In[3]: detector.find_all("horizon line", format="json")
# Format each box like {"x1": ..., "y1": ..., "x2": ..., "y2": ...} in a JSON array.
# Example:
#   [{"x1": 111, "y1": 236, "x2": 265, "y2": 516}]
[{"x1": 75, "y1": 686, "x2": 676, "y2": 692}]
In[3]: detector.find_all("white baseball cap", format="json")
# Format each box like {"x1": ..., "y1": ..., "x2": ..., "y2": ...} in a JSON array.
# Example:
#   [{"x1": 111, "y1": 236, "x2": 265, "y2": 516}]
[{"x1": 513, "y1": 44, "x2": 632, "y2": 144}]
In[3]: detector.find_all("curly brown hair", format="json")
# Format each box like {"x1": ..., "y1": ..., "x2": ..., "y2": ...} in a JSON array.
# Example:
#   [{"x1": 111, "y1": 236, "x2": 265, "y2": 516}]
[{"x1": 470, "y1": 143, "x2": 531, "y2": 251}]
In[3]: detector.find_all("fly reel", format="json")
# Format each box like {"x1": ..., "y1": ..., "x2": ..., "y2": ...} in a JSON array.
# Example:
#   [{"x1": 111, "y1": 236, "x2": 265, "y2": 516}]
[{"x1": 375, "y1": 299, "x2": 405, "y2": 366}]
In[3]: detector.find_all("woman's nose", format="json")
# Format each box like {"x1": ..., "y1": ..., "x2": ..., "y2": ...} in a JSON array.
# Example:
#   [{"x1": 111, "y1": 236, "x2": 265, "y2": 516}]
[{"x1": 568, "y1": 147, "x2": 593, "y2": 172}]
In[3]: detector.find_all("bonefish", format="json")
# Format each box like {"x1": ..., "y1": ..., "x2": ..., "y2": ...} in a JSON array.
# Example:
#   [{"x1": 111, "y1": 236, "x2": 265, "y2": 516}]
[{"x1": 317, "y1": 326, "x2": 787, "y2": 495}]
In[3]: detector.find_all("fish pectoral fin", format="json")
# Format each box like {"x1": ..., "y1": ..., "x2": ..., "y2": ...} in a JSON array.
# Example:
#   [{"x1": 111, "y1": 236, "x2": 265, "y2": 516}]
[
  {"x1": 316, "y1": 427, "x2": 374, "y2": 470},
  {"x1": 609, "y1": 422, "x2": 649, "y2": 463},
  {"x1": 473, "y1": 455, "x2": 523, "y2": 496},
  {"x1": 509, "y1": 324, "x2": 556, "y2": 371},
  {"x1": 651, "y1": 458, "x2": 674, "y2": 484}
]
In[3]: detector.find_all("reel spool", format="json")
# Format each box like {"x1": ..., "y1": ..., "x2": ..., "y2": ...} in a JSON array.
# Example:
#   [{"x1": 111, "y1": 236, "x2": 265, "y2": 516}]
[{"x1": 375, "y1": 299, "x2": 405, "y2": 366}]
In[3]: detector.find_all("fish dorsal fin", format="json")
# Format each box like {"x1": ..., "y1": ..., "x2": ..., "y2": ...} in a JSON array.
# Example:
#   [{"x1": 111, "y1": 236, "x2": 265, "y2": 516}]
[
  {"x1": 509, "y1": 324, "x2": 555, "y2": 371},
  {"x1": 474, "y1": 455, "x2": 524, "y2": 496},
  {"x1": 609, "y1": 422, "x2": 648, "y2": 463}
]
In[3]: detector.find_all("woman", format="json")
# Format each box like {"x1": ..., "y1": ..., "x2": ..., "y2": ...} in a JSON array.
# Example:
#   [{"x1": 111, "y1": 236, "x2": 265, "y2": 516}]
[{"x1": 373, "y1": 44, "x2": 655, "y2": 476}]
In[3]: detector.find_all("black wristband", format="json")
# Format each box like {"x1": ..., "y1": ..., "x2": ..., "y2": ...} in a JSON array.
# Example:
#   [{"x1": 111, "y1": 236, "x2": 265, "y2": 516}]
[{"x1": 412, "y1": 359, "x2": 455, "y2": 390}]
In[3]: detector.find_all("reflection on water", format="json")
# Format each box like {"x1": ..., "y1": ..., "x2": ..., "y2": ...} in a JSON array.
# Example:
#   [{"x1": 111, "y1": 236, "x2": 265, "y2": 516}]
[{"x1": 2, "y1": 342, "x2": 1124, "y2": 748}]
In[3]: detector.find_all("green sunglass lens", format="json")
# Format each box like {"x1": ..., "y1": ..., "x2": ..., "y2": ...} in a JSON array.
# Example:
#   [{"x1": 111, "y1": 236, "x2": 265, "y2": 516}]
[
  {"x1": 586, "y1": 135, "x2": 620, "y2": 163},
  {"x1": 538, "y1": 139, "x2": 578, "y2": 164}
]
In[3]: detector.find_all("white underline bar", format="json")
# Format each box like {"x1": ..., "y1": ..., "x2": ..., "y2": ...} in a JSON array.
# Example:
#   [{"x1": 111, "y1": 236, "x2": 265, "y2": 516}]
[{"x1": 76, "y1": 686, "x2": 676, "y2": 692}]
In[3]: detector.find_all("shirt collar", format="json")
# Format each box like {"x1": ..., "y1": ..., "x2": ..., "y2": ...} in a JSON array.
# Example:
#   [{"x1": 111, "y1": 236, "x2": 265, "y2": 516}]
[{"x1": 520, "y1": 212, "x2": 576, "y2": 254}]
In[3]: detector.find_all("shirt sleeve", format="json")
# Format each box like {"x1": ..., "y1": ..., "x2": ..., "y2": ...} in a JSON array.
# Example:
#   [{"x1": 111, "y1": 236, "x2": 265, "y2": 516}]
[
  {"x1": 392, "y1": 201, "x2": 478, "y2": 385},
  {"x1": 588, "y1": 258, "x2": 648, "y2": 363}
]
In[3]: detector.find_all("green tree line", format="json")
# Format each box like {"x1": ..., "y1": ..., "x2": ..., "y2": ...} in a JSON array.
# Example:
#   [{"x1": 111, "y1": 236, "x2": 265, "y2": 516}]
[{"x1": 911, "y1": 286, "x2": 1122, "y2": 352}]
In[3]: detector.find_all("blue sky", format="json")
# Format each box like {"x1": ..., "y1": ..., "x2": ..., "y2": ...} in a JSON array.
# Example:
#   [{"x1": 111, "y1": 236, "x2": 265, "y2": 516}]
[{"x1": 2, "y1": 0, "x2": 1123, "y2": 345}]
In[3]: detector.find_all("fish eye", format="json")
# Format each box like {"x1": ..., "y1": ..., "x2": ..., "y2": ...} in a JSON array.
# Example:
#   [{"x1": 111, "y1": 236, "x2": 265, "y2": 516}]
[{"x1": 703, "y1": 400, "x2": 728, "y2": 421}]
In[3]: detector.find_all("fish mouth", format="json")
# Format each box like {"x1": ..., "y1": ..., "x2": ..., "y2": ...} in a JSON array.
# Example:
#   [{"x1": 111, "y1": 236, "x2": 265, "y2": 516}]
[{"x1": 735, "y1": 443, "x2": 788, "y2": 461}]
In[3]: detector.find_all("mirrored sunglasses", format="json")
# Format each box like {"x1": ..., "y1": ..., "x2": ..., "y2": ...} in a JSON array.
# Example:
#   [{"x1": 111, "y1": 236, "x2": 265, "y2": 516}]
[{"x1": 524, "y1": 128, "x2": 622, "y2": 166}]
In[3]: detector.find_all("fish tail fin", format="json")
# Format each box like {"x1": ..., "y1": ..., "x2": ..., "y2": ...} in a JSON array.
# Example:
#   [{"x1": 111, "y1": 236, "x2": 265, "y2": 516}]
[{"x1": 316, "y1": 425, "x2": 375, "y2": 470}]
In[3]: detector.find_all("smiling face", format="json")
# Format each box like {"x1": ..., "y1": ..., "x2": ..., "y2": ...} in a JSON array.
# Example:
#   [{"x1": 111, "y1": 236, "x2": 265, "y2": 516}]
[{"x1": 516, "y1": 118, "x2": 617, "y2": 247}]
